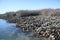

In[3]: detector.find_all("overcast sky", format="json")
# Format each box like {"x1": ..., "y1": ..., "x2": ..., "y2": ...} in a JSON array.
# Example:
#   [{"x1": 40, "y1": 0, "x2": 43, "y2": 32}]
[{"x1": 0, "y1": 0, "x2": 60, "y2": 14}]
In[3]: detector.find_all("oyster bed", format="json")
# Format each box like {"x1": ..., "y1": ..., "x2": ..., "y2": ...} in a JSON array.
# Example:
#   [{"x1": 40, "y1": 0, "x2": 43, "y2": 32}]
[{"x1": 16, "y1": 16, "x2": 60, "y2": 40}]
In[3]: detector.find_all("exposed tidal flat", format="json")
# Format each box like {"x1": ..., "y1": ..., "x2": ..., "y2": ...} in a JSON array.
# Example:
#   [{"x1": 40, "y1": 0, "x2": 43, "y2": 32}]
[{"x1": 16, "y1": 16, "x2": 60, "y2": 40}]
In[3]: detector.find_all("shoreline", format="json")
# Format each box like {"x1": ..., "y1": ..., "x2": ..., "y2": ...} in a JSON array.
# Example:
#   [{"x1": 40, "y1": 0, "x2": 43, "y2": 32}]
[{"x1": 0, "y1": 9, "x2": 60, "y2": 40}]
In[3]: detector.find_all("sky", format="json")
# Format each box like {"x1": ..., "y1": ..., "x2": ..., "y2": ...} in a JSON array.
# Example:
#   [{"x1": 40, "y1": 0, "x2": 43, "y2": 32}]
[{"x1": 0, "y1": 0, "x2": 60, "y2": 14}]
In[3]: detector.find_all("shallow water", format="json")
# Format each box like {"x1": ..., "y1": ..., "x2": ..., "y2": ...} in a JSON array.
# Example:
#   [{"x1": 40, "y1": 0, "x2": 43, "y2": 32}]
[{"x1": 0, "y1": 19, "x2": 31, "y2": 40}]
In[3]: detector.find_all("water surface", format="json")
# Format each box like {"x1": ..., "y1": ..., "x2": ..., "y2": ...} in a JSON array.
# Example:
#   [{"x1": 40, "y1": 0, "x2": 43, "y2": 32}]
[{"x1": 0, "y1": 19, "x2": 30, "y2": 40}]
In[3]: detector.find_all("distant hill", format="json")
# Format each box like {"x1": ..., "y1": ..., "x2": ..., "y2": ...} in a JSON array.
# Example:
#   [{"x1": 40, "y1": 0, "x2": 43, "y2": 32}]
[
  {"x1": 14, "y1": 8, "x2": 60, "y2": 17},
  {"x1": 0, "y1": 8, "x2": 60, "y2": 19}
]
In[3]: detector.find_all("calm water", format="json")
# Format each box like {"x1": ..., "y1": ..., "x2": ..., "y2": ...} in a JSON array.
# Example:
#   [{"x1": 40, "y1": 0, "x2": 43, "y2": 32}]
[{"x1": 0, "y1": 19, "x2": 31, "y2": 40}]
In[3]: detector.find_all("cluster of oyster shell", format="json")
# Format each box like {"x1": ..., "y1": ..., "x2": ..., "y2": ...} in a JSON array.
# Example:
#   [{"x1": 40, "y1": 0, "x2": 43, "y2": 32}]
[{"x1": 16, "y1": 16, "x2": 60, "y2": 40}]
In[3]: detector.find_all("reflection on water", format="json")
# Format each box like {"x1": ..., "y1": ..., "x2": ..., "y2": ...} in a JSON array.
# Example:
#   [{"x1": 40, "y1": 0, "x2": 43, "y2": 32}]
[{"x1": 0, "y1": 19, "x2": 30, "y2": 40}]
